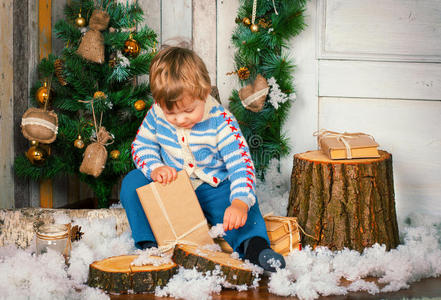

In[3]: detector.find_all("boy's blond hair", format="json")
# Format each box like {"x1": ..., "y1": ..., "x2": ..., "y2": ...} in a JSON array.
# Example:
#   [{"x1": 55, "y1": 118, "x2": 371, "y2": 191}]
[{"x1": 149, "y1": 46, "x2": 211, "y2": 110}]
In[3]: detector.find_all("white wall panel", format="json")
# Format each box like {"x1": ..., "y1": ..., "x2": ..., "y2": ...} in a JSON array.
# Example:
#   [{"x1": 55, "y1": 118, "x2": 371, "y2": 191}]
[
  {"x1": 216, "y1": 0, "x2": 240, "y2": 104},
  {"x1": 319, "y1": 97, "x2": 441, "y2": 217},
  {"x1": 319, "y1": 60, "x2": 441, "y2": 100},
  {"x1": 285, "y1": 0, "x2": 319, "y2": 157},
  {"x1": 161, "y1": 0, "x2": 192, "y2": 44},
  {"x1": 193, "y1": 0, "x2": 217, "y2": 84},
  {"x1": 318, "y1": 0, "x2": 441, "y2": 61}
]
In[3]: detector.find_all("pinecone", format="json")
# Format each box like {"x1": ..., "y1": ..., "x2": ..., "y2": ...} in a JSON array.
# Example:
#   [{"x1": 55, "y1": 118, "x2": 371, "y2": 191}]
[
  {"x1": 54, "y1": 59, "x2": 67, "y2": 86},
  {"x1": 237, "y1": 67, "x2": 250, "y2": 80},
  {"x1": 70, "y1": 225, "x2": 84, "y2": 242}
]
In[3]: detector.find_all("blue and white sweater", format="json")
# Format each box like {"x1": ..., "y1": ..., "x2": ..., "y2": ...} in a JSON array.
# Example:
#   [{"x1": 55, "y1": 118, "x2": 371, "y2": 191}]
[{"x1": 131, "y1": 95, "x2": 257, "y2": 207}]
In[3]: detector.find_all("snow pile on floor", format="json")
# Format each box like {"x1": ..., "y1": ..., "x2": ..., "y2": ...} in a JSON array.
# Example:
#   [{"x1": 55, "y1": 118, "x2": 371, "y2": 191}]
[{"x1": 268, "y1": 212, "x2": 441, "y2": 299}]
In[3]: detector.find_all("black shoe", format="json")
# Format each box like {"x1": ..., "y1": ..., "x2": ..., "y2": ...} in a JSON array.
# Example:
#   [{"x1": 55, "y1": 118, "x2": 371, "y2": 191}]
[
  {"x1": 138, "y1": 241, "x2": 158, "y2": 250},
  {"x1": 243, "y1": 236, "x2": 286, "y2": 272}
]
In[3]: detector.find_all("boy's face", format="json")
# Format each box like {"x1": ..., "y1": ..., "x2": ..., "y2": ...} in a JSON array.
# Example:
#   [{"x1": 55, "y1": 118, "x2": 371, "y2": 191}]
[{"x1": 161, "y1": 95, "x2": 205, "y2": 129}]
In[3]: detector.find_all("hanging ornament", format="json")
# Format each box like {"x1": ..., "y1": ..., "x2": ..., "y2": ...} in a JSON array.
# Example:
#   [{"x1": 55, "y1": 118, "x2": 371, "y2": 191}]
[
  {"x1": 74, "y1": 135, "x2": 85, "y2": 149},
  {"x1": 93, "y1": 91, "x2": 107, "y2": 99},
  {"x1": 238, "y1": 74, "x2": 269, "y2": 113},
  {"x1": 26, "y1": 141, "x2": 49, "y2": 166},
  {"x1": 250, "y1": 0, "x2": 259, "y2": 33},
  {"x1": 75, "y1": 12, "x2": 86, "y2": 28},
  {"x1": 21, "y1": 107, "x2": 58, "y2": 144},
  {"x1": 237, "y1": 67, "x2": 250, "y2": 80},
  {"x1": 123, "y1": 34, "x2": 140, "y2": 58},
  {"x1": 77, "y1": 9, "x2": 110, "y2": 64},
  {"x1": 35, "y1": 82, "x2": 52, "y2": 107},
  {"x1": 242, "y1": 17, "x2": 251, "y2": 26},
  {"x1": 110, "y1": 149, "x2": 120, "y2": 160},
  {"x1": 78, "y1": 99, "x2": 114, "y2": 177},
  {"x1": 54, "y1": 59, "x2": 67, "y2": 86},
  {"x1": 134, "y1": 99, "x2": 146, "y2": 111},
  {"x1": 151, "y1": 41, "x2": 157, "y2": 54}
]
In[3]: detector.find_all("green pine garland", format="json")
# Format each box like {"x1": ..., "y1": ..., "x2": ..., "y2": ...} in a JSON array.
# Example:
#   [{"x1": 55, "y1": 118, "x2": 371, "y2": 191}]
[
  {"x1": 14, "y1": 0, "x2": 158, "y2": 208},
  {"x1": 229, "y1": 0, "x2": 306, "y2": 178}
]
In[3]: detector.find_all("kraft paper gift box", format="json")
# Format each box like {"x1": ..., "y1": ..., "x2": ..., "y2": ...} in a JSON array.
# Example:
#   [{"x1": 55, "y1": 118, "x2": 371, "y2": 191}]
[
  {"x1": 316, "y1": 130, "x2": 380, "y2": 160},
  {"x1": 265, "y1": 215, "x2": 301, "y2": 256},
  {"x1": 136, "y1": 170, "x2": 214, "y2": 250},
  {"x1": 215, "y1": 215, "x2": 301, "y2": 256}
]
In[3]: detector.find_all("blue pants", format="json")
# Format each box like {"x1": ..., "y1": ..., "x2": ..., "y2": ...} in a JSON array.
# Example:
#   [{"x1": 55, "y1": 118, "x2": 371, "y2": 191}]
[{"x1": 120, "y1": 169, "x2": 269, "y2": 255}]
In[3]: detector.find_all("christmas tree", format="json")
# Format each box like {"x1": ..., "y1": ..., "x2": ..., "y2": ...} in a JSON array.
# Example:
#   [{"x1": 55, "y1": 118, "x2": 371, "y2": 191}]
[
  {"x1": 228, "y1": 0, "x2": 306, "y2": 178},
  {"x1": 14, "y1": 0, "x2": 158, "y2": 208}
]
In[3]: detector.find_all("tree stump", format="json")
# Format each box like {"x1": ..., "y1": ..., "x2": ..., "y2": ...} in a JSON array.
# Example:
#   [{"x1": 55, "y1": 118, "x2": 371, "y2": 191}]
[
  {"x1": 88, "y1": 255, "x2": 177, "y2": 294},
  {"x1": 287, "y1": 150, "x2": 399, "y2": 252},
  {"x1": 172, "y1": 244, "x2": 256, "y2": 286}
]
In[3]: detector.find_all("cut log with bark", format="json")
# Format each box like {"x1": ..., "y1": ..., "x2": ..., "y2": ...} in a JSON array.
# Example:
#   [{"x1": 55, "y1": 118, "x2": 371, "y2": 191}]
[
  {"x1": 88, "y1": 255, "x2": 177, "y2": 294},
  {"x1": 0, "y1": 208, "x2": 128, "y2": 248},
  {"x1": 172, "y1": 244, "x2": 256, "y2": 286},
  {"x1": 287, "y1": 150, "x2": 399, "y2": 252}
]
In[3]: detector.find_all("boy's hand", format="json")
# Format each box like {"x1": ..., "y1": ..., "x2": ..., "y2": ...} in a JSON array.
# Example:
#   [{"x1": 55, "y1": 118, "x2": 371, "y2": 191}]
[
  {"x1": 151, "y1": 166, "x2": 177, "y2": 184},
  {"x1": 223, "y1": 199, "x2": 248, "y2": 231}
]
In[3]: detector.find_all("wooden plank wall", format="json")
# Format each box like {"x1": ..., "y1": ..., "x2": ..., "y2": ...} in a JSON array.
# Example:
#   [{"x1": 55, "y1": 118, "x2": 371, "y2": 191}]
[{"x1": 0, "y1": 0, "x2": 14, "y2": 208}]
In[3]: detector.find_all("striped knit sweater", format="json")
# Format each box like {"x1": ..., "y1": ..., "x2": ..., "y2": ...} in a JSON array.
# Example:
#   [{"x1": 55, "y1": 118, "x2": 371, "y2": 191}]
[{"x1": 131, "y1": 95, "x2": 257, "y2": 207}]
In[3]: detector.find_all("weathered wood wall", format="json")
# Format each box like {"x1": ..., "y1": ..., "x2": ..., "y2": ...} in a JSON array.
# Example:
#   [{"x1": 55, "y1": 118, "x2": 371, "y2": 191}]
[{"x1": 0, "y1": 0, "x2": 14, "y2": 209}]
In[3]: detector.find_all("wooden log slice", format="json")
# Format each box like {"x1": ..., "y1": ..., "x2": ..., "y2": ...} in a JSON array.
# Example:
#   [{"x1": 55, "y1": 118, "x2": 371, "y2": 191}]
[
  {"x1": 172, "y1": 244, "x2": 256, "y2": 286},
  {"x1": 287, "y1": 150, "x2": 399, "y2": 252},
  {"x1": 87, "y1": 255, "x2": 177, "y2": 294}
]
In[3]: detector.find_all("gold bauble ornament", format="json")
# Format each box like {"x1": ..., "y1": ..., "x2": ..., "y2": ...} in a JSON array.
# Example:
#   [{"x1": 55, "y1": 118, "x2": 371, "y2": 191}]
[
  {"x1": 74, "y1": 135, "x2": 85, "y2": 149},
  {"x1": 250, "y1": 23, "x2": 259, "y2": 32},
  {"x1": 36, "y1": 82, "x2": 52, "y2": 107},
  {"x1": 26, "y1": 143, "x2": 48, "y2": 166},
  {"x1": 110, "y1": 149, "x2": 120, "y2": 160},
  {"x1": 134, "y1": 99, "x2": 146, "y2": 111},
  {"x1": 93, "y1": 91, "x2": 107, "y2": 99},
  {"x1": 75, "y1": 13, "x2": 86, "y2": 27},
  {"x1": 123, "y1": 36, "x2": 140, "y2": 58},
  {"x1": 242, "y1": 17, "x2": 251, "y2": 26}
]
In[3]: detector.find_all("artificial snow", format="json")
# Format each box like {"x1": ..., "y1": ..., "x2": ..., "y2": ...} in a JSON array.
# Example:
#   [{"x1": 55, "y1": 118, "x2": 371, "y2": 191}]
[{"x1": 1, "y1": 161, "x2": 441, "y2": 299}]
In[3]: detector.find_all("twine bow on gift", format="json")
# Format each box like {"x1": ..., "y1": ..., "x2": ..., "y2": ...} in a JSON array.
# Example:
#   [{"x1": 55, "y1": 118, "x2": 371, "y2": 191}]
[
  {"x1": 150, "y1": 182, "x2": 208, "y2": 254},
  {"x1": 313, "y1": 130, "x2": 375, "y2": 159}
]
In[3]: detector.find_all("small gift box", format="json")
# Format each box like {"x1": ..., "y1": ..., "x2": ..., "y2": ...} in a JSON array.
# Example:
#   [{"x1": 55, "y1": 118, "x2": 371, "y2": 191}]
[
  {"x1": 265, "y1": 215, "x2": 301, "y2": 256},
  {"x1": 136, "y1": 170, "x2": 214, "y2": 251},
  {"x1": 315, "y1": 130, "x2": 380, "y2": 160},
  {"x1": 215, "y1": 214, "x2": 301, "y2": 256}
]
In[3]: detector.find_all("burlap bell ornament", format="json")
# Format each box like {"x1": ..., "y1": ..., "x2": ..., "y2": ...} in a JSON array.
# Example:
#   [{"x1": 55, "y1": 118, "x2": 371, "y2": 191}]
[
  {"x1": 21, "y1": 107, "x2": 58, "y2": 143},
  {"x1": 77, "y1": 9, "x2": 110, "y2": 64},
  {"x1": 79, "y1": 126, "x2": 113, "y2": 177},
  {"x1": 238, "y1": 74, "x2": 269, "y2": 112}
]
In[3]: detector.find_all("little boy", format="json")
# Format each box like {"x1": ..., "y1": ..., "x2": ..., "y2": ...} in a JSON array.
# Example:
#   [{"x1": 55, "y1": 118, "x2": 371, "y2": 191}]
[{"x1": 120, "y1": 46, "x2": 285, "y2": 272}]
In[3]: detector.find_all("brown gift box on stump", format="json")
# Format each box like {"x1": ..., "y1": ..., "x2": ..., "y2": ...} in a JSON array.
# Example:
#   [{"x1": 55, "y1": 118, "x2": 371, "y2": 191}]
[
  {"x1": 136, "y1": 170, "x2": 214, "y2": 250},
  {"x1": 316, "y1": 130, "x2": 380, "y2": 160},
  {"x1": 215, "y1": 215, "x2": 301, "y2": 256}
]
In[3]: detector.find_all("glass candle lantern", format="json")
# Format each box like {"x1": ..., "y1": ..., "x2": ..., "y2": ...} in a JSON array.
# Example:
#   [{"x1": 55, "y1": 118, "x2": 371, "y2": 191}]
[{"x1": 36, "y1": 223, "x2": 71, "y2": 257}]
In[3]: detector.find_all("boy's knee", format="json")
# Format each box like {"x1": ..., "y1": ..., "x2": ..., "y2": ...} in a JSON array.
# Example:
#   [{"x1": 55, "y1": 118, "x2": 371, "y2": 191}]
[{"x1": 120, "y1": 169, "x2": 149, "y2": 204}]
